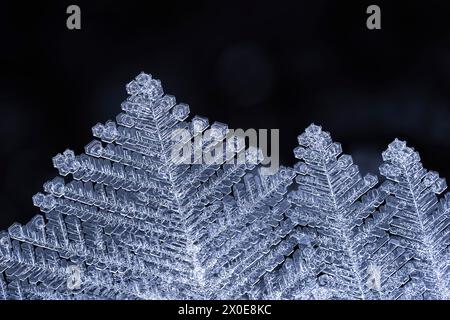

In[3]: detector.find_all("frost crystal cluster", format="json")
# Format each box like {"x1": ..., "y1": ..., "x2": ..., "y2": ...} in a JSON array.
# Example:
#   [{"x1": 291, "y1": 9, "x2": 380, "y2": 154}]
[{"x1": 0, "y1": 73, "x2": 448, "y2": 300}]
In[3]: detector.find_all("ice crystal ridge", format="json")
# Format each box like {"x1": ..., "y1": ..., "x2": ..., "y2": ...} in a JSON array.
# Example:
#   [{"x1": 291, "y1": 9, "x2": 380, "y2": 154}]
[{"x1": 0, "y1": 73, "x2": 448, "y2": 300}]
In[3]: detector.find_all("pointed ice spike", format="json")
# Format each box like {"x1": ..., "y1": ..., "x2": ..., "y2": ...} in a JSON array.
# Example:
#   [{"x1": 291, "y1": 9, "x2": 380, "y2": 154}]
[
  {"x1": 378, "y1": 139, "x2": 450, "y2": 299},
  {"x1": 0, "y1": 72, "x2": 270, "y2": 300},
  {"x1": 271, "y1": 124, "x2": 394, "y2": 300}
]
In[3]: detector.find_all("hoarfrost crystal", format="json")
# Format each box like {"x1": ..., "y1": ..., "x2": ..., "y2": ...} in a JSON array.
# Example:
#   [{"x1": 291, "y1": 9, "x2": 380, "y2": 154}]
[{"x1": 0, "y1": 73, "x2": 448, "y2": 300}]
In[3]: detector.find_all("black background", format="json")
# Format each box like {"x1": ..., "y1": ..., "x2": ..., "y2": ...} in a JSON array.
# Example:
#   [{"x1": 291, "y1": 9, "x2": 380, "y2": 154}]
[{"x1": 1, "y1": 0, "x2": 450, "y2": 229}]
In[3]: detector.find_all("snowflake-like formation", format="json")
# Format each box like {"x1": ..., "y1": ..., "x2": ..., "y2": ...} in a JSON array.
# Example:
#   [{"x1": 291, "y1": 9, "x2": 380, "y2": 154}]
[{"x1": 0, "y1": 73, "x2": 448, "y2": 300}]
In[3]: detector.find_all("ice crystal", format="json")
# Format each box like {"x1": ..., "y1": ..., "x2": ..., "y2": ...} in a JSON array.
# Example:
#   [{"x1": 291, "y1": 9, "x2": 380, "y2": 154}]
[
  {"x1": 0, "y1": 73, "x2": 261, "y2": 300},
  {"x1": 0, "y1": 74, "x2": 448, "y2": 300},
  {"x1": 376, "y1": 139, "x2": 450, "y2": 299},
  {"x1": 259, "y1": 125, "x2": 449, "y2": 300}
]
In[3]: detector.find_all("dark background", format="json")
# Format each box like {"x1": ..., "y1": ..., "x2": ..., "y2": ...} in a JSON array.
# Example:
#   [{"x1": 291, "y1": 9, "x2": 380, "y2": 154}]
[{"x1": 1, "y1": 0, "x2": 450, "y2": 229}]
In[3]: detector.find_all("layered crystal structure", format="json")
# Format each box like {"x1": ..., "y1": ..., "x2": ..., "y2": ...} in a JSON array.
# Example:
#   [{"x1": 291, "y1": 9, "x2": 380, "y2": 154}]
[{"x1": 0, "y1": 73, "x2": 448, "y2": 300}]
